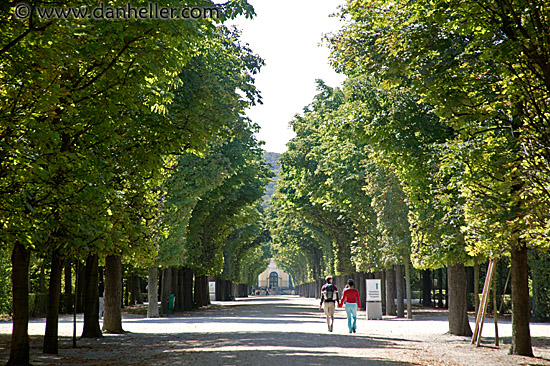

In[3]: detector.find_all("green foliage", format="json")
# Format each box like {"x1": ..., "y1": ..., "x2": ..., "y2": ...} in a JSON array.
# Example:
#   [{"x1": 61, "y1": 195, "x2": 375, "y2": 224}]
[
  {"x1": 529, "y1": 250, "x2": 550, "y2": 320},
  {"x1": 269, "y1": 191, "x2": 332, "y2": 284},
  {"x1": 328, "y1": 0, "x2": 550, "y2": 262},
  {"x1": 0, "y1": 247, "x2": 11, "y2": 315},
  {"x1": 184, "y1": 126, "x2": 272, "y2": 277},
  {"x1": 0, "y1": 0, "x2": 273, "y2": 325},
  {"x1": 262, "y1": 152, "x2": 281, "y2": 205},
  {"x1": 0, "y1": 0, "x2": 266, "y2": 281},
  {"x1": 28, "y1": 293, "x2": 48, "y2": 317}
]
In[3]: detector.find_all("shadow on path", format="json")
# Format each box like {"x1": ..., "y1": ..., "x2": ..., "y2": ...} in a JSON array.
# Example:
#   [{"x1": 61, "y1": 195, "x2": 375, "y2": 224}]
[{"x1": 8, "y1": 331, "x2": 419, "y2": 366}]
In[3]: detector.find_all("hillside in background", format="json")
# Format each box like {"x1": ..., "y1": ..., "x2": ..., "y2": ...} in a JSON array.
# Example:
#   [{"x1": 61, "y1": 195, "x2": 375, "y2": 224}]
[{"x1": 263, "y1": 151, "x2": 281, "y2": 204}]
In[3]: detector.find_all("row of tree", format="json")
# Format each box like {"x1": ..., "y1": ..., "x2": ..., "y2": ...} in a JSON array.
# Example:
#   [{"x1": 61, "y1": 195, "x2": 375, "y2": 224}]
[
  {"x1": 1, "y1": 1, "x2": 272, "y2": 365},
  {"x1": 269, "y1": 0, "x2": 550, "y2": 358}
]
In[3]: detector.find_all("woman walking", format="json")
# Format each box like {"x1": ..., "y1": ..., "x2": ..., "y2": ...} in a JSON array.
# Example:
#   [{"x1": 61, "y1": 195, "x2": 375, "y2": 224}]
[{"x1": 339, "y1": 279, "x2": 361, "y2": 333}]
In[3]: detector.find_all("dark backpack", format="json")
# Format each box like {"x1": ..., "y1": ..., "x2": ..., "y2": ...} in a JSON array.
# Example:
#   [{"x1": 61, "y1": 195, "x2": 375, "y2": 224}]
[{"x1": 323, "y1": 283, "x2": 334, "y2": 301}]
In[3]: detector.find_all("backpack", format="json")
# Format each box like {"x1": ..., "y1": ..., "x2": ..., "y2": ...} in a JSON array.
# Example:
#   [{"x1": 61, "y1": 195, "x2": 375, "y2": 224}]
[{"x1": 323, "y1": 283, "x2": 334, "y2": 301}]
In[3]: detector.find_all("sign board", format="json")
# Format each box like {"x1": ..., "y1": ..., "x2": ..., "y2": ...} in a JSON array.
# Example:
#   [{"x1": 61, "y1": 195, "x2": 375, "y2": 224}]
[
  {"x1": 366, "y1": 279, "x2": 382, "y2": 302},
  {"x1": 209, "y1": 281, "x2": 216, "y2": 301}
]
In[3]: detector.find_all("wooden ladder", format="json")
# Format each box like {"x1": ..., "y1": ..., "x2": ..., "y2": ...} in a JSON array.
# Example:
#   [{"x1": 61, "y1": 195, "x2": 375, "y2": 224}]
[{"x1": 471, "y1": 258, "x2": 499, "y2": 347}]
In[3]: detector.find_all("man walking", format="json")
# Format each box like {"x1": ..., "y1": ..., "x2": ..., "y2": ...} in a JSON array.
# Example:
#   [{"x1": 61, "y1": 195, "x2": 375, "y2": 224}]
[{"x1": 319, "y1": 275, "x2": 339, "y2": 332}]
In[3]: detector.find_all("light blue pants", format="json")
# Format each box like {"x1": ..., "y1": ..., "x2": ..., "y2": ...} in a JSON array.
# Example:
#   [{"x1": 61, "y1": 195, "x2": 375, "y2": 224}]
[{"x1": 345, "y1": 302, "x2": 357, "y2": 332}]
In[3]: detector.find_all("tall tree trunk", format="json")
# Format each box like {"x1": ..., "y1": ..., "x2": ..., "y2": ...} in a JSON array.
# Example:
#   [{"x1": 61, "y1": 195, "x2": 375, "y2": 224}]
[
  {"x1": 147, "y1": 267, "x2": 160, "y2": 318},
  {"x1": 81, "y1": 254, "x2": 102, "y2": 338},
  {"x1": 177, "y1": 268, "x2": 185, "y2": 311},
  {"x1": 43, "y1": 249, "x2": 63, "y2": 354},
  {"x1": 202, "y1": 275, "x2": 210, "y2": 306},
  {"x1": 128, "y1": 276, "x2": 135, "y2": 306},
  {"x1": 447, "y1": 264, "x2": 472, "y2": 336},
  {"x1": 194, "y1": 275, "x2": 209, "y2": 307},
  {"x1": 39, "y1": 261, "x2": 46, "y2": 294},
  {"x1": 510, "y1": 243, "x2": 533, "y2": 356},
  {"x1": 445, "y1": 267, "x2": 449, "y2": 308},
  {"x1": 64, "y1": 259, "x2": 73, "y2": 313},
  {"x1": 171, "y1": 268, "x2": 179, "y2": 311},
  {"x1": 134, "y1": 275, "x2": 143, "y2": 304},
  {"x1": 474, "y1": 258, "x2": 480, "y2": 314},
  {"x1": 183, "y1": 267, "x2": 194, "y2": 311},
  {"x1": 161, "y1": 268, "x2": 172, "y2": 315},
  {"x1": 385, "y1": 267, "x2": 396, "y2": 316},
  {"x1": 216, "y1": 277, "x2": 223, "y2": 301},
  {"x1": 422, "y1": 269, "x2": 432, "y2": 307},
  {"x1": 375, "y1": 271, "x2": 385, "y2": 313},
  {"x1": 76, "y1": 264, "x2": 85, "y2": 313},
  {"x1": 7, "y1": 244, "x2": 31, "y2": 366},
  {"x1": 193, "y1": 273, "x2": 200, "y2": 308},
  {"x1": 396, "y1": 265, "x2": 405, "y2": 318},
  {"x1": 405, "y1": 258, "x2": 412, "y2": 319},
  {"x1": 497, "y1": 259, "x2": 504, "y2": 311},
  {"x1": 128, "y1": 275, "x2": 143, "y2": 305},
  {"x1": 438, "y1": 268, "x2": 444, "y2": 308},
  {"x1": 358, "y1": 273, "x2": 367, "y2": 309},
  {"x1": 124, "y1": 277, "x2": 129, "y2": 307},
  {"x1": 103, "y1": 255, "x2": 124, "y2": 333}
]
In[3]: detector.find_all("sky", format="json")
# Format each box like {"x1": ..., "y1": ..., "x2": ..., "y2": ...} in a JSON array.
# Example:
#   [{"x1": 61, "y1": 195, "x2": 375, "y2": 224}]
[{"x1": 223, "y1": 0, "x2": 347, "y2": 153}]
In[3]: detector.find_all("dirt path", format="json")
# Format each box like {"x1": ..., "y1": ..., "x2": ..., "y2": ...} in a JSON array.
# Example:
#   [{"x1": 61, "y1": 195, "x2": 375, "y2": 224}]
[{"x1": 1, "y1": 296, "x2": 549, "y2": 365}]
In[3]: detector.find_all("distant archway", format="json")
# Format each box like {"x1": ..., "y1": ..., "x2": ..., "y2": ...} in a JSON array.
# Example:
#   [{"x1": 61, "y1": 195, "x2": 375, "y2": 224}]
[{"x1": 269, "y1": 272, "x2": 279, "y2": 288}]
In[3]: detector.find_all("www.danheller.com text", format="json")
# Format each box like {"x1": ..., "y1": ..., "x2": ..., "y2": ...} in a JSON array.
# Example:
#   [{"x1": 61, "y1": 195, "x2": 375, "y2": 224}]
[{"x1": 13, "y1": 2, "x2": 220, "y2": 21}]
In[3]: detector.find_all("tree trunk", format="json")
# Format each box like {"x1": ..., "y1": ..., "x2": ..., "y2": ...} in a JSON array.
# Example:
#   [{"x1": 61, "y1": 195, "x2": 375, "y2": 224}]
[
  {"x1": 474, "y1": 258, "x2": 480, "y2": 314},
  {"x1": 497, "y1": 259, "x2": 504, "y2": 311},
  {"x1": 215, "y1": 278, "x2": 222, "y2": 301},
  {"x1": 422, "y1": 269, "x2": 432, "y2": 306},
  {"x1": 161, "y1": 268, "x2": 172, "y2": 315},
  {"x1": 81, "y1": 254, "x2": 102, "y2": 338},
  {"x1": 124, "y1": 277, "x2": 129, "y2": 307},
  {"x1": 183, "y1": 267, "x2": 194, "y2": 311},
  {"x1": 385, "y1": 267, "x2": 396, "y2": 316},
  {"x1": 128, "y1": 274, "x2": 143, "y2": 305},
  {"x1": 43, "y1": 249, "x2": 63, "y2": 354},
  {"x1": 447, "y1": 263, "x2": 472, "y2": 336},
  {"x1": 405, "y1": 258, "x2": 412, "y2": 319},
  {"x1": 375, "y1": 271, "x2": 385, "y2": 313},
  {"x1": 134, "y1": 275, "x2": 143, "y2": 304},
  {"x1": 103, "y1": 255, "x2": 124, "y2": 333},
  {"x1": 177, "y1": 268, "x2": 185, "y2": 311},
  {"x1": 64, "y1": 259, "x2": 73, "y2": 313},
  {"x1": 121, "y1": 269, "x2": 125, "y2": 309},
  {"x1": 438, "y1": 268, "x2": 444, "y2": 308},
  {"x1": 193, "y1": 274, "x2": 200, "y2": 308},
  {"x1": 358, "y1": 273, "x2": 367, "y2": 309},
  {"x1": 396, "y1": 265, "x2": 405, "y2": 318},
  {"x1": 510, "y1": 243, "x2": 533, "y2": 356},
  {"x1": 128, "y1": 276, "x2": 135, "y2": 306},
  {"x1": 202, "y1": 275, "x2": 210, "y2": 305},
  {"x1": 445, "y1": 267, "x2": 449, "y2": 308},
  {"x1": 171, "y1": 268, "x2": 179, "y2": 311},
  {"x1": 7, "y1": 244, "x2": 31, "y2": 366},
  {"x1": 147, "y1": 267, "x2": 160, "y2": 318},
  {"x1": 39, "y1": 261, "x2": 46, "y2": 294},
  {"x1": 76, "y1": 264, "x2": 85, "y2": 313},
  {"x1": 194, "y1": 275, "x2": 209, "y2": 307}
]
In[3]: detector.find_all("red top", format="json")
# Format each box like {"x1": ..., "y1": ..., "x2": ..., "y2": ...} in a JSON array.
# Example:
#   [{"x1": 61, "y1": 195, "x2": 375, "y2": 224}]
[{"x1": 339, "y1": 288, "x2": 360, "y2": 308}]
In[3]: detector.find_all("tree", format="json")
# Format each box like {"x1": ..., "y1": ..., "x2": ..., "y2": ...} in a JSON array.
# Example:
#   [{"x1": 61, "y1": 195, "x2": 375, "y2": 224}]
[
  {"x1": 184, "y1": 126, "x2": 272, "y2": 305},
  {"x1": 1, "y1": 0, "x2": 260, "y2": 362},
  {"x1": 327, "y1": 0, "x2": 550, "y2": 351}
]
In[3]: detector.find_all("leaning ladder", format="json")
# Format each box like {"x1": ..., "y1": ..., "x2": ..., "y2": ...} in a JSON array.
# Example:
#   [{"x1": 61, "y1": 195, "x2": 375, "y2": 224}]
[{"x1": 471, "y1": 258, "x2": 499, "y2": 347}]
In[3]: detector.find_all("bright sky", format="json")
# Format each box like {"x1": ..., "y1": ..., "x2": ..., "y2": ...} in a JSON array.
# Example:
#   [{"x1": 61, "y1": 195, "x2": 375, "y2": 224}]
[{"x1": 223, "y1": 0, "x2": 347, "y2": 153}]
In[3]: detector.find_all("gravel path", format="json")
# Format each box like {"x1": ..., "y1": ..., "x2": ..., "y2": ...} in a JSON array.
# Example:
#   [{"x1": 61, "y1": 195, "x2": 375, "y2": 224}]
[{"x1": 0, "y1": 295, "x2": 549, "y2": 365}]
